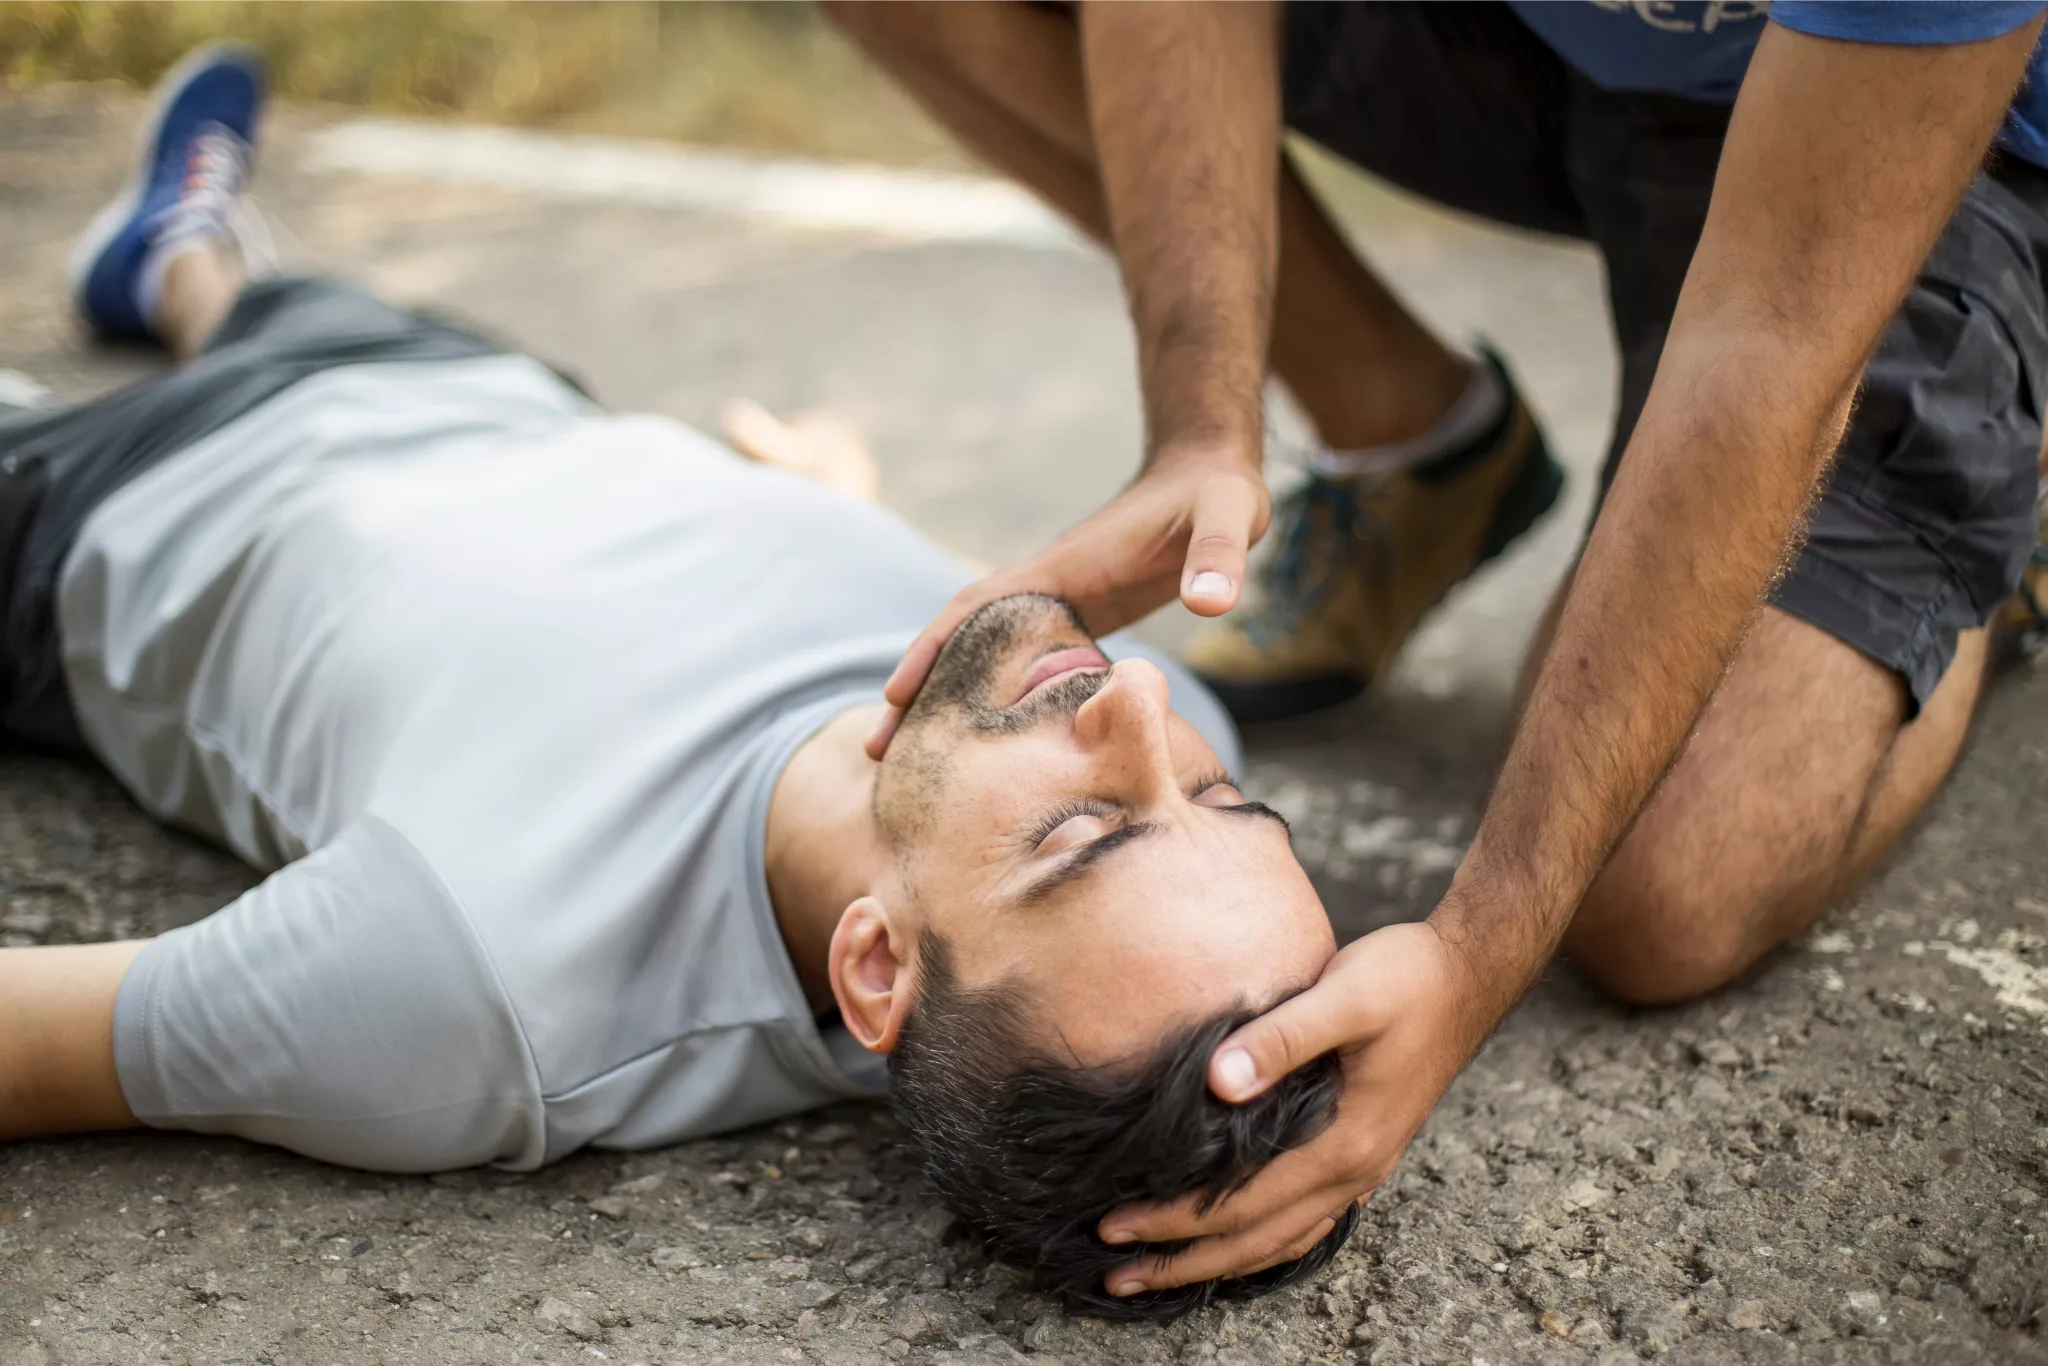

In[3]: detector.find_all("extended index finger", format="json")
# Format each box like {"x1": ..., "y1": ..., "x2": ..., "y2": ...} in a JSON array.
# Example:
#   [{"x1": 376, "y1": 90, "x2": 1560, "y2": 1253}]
[
  {"x1": 869, "y1": 577, "x2": 1021, "y2": 758},
  {"x1": 877, "y1": 582, "x2": 991, "y2": 712},
  {"x1": 1100, "y1": 1131, "x2": 1337, "y2": 1247},
  {"x1": 1108, "y1": 1191, "x2": 1355, "y2": 1297},
  {"x1": 880, "y1": 616, "x2": 954, "y2": 713}
]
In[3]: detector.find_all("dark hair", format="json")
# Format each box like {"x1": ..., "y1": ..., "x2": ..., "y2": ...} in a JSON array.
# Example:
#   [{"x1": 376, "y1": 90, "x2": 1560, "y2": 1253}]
[{"x1": 887, "y1": 931, "x2": 1356, "y2": 1320}]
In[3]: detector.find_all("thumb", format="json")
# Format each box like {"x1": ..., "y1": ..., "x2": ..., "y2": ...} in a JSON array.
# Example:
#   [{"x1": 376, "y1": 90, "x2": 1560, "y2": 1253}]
[
  {"x1": 1210, "y1": 977, "x2": 1375, "y2": 1103},
  {"x1": 1179, "y1": 476, "x2": 1261, "y2": 617}
]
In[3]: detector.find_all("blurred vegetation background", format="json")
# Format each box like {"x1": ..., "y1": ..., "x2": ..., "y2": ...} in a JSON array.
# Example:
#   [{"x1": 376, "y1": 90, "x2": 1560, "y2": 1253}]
[{"x1": 0, "y1": 1, "x2": 967, "y2": 167}]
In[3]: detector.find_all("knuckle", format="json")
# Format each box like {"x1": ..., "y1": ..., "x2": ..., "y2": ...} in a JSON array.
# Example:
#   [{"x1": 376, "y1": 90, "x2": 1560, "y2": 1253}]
[{"x1": 1266, "y1": 1015, "x2": 1315, "y2": 1071}]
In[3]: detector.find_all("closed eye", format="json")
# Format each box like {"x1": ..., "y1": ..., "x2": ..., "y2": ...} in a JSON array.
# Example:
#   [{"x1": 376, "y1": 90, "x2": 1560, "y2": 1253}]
[
  {"x1": 1191, "y1": 774, "x2": 1291, "y2": 833},
  {"x1": 1014, "y1": 774, "x2": 1289, "y2": 905},
  {"x1": 1026, "y1": 797, "x2": 1120, "y2": 850},
  {"x1": 1025, "y1": 772, "x2": 1240, "y2": 850}
]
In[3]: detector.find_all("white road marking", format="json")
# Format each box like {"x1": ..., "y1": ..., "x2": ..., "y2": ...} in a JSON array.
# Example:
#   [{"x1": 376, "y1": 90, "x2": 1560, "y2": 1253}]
[
  {"x1": 301, "y1": 117, "x2": 1082, "y2": 250},
  {"x1": 1932, "y1": 940, "x2": 2048, "y2": 1025}
]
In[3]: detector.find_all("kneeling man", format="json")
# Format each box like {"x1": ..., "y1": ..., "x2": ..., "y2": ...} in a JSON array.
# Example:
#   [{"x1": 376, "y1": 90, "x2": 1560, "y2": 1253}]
[{"x1": 0, "y1": 49, "x2": 1348, "y2": 1319}]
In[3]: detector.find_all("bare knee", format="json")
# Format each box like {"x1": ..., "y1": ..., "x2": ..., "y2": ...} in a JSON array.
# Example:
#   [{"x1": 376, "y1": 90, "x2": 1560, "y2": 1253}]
[{"x1": 1564, "y1": 861, "x2": 1787, "y2": 1008}]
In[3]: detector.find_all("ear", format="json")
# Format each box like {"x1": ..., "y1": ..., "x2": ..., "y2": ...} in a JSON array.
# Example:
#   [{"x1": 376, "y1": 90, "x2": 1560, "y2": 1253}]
[{"x1": 828, "y1": 895, "x2": 916, "y2": 1054}]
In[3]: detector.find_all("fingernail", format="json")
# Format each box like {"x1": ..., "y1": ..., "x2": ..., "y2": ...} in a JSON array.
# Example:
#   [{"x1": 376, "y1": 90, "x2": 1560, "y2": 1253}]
[
  {"x1": 1102, "y1": 1228, "x2": 1136, "y2": 1246},
  {"x1": 1215, "y1": 1048, "x2": 1257, "y2": 1098},
  {"x1": 1111, "y1": 1278, "x2": 1146, "y2": 1297},
  {"x1": 1187, "y1": 570, "x2": 1232, "y2": 600}
]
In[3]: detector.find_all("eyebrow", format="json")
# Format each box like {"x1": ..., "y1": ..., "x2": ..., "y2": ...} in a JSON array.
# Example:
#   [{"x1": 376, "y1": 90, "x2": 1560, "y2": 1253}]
[{"x1": 1015, "y1": 800, "x2": 1292, "y2": 906}]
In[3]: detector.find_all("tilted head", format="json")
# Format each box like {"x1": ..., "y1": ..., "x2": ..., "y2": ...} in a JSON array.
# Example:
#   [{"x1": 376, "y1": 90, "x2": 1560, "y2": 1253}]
[{"x1": 826, "y1": 594, "x2": 1348, "y2": 1317}]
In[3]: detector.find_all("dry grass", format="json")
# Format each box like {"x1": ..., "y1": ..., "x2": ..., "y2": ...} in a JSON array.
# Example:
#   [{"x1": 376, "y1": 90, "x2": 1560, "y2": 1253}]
[{"x1": 0, "y1": 1, "x2": 969, "y2": 167}]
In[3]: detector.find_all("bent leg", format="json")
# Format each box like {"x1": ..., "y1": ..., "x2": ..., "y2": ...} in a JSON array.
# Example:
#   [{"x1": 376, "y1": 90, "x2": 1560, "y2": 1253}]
[
  {"x1": 1562, "y1": 608, "x2": 1986, "y2": 1005},
  {"x1": 1554, "y1": 166, "x2": 2048, "y2": 1006},
  {"x1": 826, "y1": 0, "x2": 1470, "y2": 448}
]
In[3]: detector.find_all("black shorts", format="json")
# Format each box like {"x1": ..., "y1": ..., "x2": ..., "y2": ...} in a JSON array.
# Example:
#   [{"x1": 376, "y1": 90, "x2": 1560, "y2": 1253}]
[
  {"x1": 0, "y1": 278, "x2": 511, "y2": 748},
  {"x1": 1283, "y1": 1, "x2": 2047, "y2": 712}
]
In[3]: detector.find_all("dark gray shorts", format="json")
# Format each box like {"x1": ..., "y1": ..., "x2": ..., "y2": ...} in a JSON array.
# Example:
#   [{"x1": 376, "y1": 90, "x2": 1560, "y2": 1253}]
[
  {"x1": 0, "y1": 278, "x2": 509, "y2": 748},
  {"x1": 1282, "y1": 1, "x2": 2047, "y2": 713}
]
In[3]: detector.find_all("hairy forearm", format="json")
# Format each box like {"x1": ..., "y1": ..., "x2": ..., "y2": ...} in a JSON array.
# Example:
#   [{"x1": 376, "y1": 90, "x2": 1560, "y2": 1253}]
[
  {"x1": 0, "y1": 941, "x2": 146, "y2": 1140},
  {"x1": 1078, "y1": 1, "x2": 1280, "y2": 467},
  {"x1": 1451, "y1": 347, "x2": 1854, "y2": 982},
  {"x1": 1435, "y1": 21, "x2": 2041, "y2": 1017}
]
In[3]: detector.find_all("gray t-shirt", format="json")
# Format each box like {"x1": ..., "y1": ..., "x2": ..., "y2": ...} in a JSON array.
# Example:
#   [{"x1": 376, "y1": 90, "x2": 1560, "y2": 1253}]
[{"x1": 61, "y1": 354, "x2": 1239, "y2": 1173}]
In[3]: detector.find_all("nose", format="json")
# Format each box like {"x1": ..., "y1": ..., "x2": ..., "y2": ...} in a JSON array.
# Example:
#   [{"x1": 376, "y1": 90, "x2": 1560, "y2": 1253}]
[{"x1": 1073, "y1": 658, "x2": 1179, "y2": 799}]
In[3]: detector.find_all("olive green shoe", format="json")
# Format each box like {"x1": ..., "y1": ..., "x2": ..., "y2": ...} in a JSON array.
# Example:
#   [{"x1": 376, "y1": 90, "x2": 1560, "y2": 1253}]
[{"x1": 1185, "y1": 349, "x2": 1564, "y2": 723}]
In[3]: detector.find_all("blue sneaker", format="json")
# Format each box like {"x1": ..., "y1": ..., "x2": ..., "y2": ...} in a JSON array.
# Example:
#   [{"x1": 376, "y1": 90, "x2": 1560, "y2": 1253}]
[{"x1": 68, "y1": 43, "x2": 267, "y2": 343}]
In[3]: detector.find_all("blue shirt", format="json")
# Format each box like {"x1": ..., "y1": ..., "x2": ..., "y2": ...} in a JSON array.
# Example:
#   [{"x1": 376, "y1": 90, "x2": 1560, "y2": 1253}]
[{"x1": 1507, "y1": 1, "x2": 2048, "y2": 166}]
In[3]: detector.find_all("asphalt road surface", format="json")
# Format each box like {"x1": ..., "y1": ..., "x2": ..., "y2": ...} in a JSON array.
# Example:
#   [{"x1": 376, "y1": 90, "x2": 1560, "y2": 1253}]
[{"x1": 2, "y1": 86, "x2": 2044, "y2": 1366}]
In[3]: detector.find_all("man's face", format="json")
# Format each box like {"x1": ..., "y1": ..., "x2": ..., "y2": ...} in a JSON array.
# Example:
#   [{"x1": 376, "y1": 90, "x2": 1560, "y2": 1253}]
[{"x1": 874, "y1": 594, "x2": 1336, "y2": 1064}]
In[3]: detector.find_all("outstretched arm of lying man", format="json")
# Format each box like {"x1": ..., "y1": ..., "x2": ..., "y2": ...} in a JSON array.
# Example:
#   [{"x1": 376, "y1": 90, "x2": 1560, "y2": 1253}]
[
  {"x1": 1099, "y1": 16, "x2": 2044, "y2": 1293},
  {"x1": 0, "y1": 941, "x2": 146, "y2": 1140}
]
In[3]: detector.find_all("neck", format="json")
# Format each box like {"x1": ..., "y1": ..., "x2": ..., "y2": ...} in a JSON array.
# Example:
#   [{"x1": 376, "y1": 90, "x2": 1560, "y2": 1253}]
[{"x1": 764, "y1": 702, "x2": 890, "y2": 1013}]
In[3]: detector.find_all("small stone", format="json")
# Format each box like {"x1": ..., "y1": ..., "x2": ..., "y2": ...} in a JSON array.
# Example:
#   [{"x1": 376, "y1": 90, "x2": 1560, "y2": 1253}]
[
  {"x1": 609, "y1": 1173, "x2": 666, "y2": 1196},
  {"x1": 587, "y1": 1195, "x2": 631, "y2": 1221},
  {"x1": 1894, "y1": 1272, "x2": 1925, "y2": 1299},
  {"x1": 889, "y1": 1294, "x2": 948, "y2": 1344},
  {"x1": 885, "y1": 1342, "x2": 910, "y2": 1362},
  {"x1": 1694, "y1": 1039, "x2": 1743, "y2": 1068},
  {"x1": 1834, "y1": 1289, "x2": 1887, "y2": 1336},
  {"x1": 537, "y1": 1295, "x2": 602, "y2": 1341},
  {"x1": 769, "y1": 1259, "x2": 809, "y2": 1283},
  {"x1": 650, "y1": 1246, "x2": 702, "y2": 1271},
  {"x1": 1540, "y1": 1310, "x2": 1573, "y2": 1340},
  {"x1": 1728, "y1": 1300, "x2": 1769, "y2": 1331},
  {"x1": 1909, "y1": 1243, "x2": 1960, "y2": 1273}
]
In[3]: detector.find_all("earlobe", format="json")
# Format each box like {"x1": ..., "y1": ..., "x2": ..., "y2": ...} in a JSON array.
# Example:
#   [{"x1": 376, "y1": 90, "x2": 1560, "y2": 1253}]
[{"x1": 827, "y1": 896, "x2": 915, "y2": 1054}]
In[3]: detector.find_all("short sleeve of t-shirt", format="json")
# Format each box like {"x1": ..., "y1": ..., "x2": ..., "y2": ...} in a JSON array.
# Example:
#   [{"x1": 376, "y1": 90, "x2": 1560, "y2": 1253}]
[
  {"x1": 113, "y1": 817, "x2": 547, "y2": 1172},
  {"x1": 1769, "y1": 3, "x2": 2044, "y2": 45}
]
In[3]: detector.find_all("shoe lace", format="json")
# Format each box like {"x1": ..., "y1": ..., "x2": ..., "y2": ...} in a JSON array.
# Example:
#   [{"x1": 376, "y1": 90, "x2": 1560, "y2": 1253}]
[
  {"x1": 160, "y1": 125, "x2": 249, "y2": 226},
  {"x1": 155, "y1": 124, "x2": 282, "y2": 274},
  {"x1": 1248, "y1": 465, "x2": 1395, "y2": 645}
]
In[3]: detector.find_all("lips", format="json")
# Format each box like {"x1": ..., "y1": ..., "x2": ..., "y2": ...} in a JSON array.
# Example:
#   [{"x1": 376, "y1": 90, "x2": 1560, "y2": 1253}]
[{"x1": 1011, "y1": 645, "x2": 1110, "y2": 705}]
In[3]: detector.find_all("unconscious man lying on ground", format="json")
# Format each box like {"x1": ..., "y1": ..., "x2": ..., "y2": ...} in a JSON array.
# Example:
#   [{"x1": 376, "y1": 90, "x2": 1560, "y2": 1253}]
[{"x1": 0, "y1": 48, "x2": 1352, "y2": 1319}]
